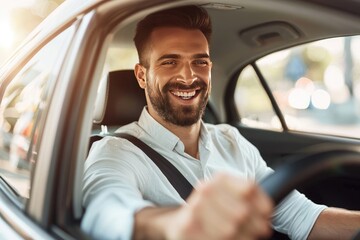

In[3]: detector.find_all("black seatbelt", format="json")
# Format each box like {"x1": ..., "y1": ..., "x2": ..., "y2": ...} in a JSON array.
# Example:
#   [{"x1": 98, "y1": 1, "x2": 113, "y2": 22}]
[{"x1": 100, "y1": 133, "x2": 194, "y2": 200}]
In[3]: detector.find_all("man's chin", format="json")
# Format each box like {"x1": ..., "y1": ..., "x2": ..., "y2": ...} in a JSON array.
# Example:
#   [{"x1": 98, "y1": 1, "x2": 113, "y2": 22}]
[
  {"x1": 150, "y1": 95, "x2": 207, "y2": 126},
  {"x1": 169, "y1": 117, "x2": 200, "y2": 127},
  {"x1": 167, "y1": 108, "x2": 203, "y2": 126}
]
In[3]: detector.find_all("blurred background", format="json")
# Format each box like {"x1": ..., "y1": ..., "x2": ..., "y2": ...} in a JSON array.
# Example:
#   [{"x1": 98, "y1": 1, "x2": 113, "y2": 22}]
[
  {"x1": 0, "y1": 0, "x2": 65, "y2": 66},
  {"x1": 235, "y1": 36, "x2": 360, "y2": 138}
]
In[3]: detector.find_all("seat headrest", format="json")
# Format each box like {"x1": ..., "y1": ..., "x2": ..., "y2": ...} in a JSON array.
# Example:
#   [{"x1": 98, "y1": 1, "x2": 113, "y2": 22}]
[{"x1": 93, "y1": 70, "x2": 146, "y2": 126}]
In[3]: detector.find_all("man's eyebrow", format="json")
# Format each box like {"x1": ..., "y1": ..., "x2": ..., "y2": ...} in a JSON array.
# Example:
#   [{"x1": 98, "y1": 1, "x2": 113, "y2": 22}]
[
  {"x1": 157, "y1": 53, "x2": 210, "y2": 61},
  {"x1": 193, "y1": 53, "x2": 210, "y2": 59},
  {"x1": 157, "y1": 54, "x2": 181, "y2": 61}
]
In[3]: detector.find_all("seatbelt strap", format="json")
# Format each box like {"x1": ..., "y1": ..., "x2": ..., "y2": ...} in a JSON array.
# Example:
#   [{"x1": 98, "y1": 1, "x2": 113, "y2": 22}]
[{"x1": 110, "y1": 133, "x2": 194, "y2": 200}]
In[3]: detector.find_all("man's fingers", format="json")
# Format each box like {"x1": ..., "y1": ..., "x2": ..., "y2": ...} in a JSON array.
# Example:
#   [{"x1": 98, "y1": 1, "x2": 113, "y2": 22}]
[
  {"x1": 184, "y1": 173, "x2": 274, "y2": 240},
  {"x1": 187, "y1": 179, "x2": 250, "y2": 239}
]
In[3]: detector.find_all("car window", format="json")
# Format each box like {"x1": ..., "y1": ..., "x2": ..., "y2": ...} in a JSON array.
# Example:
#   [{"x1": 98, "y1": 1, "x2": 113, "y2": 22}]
[
  {"x1": 236, "y1": 36, "x2": 360, "y2": 138},
  {"x1": 235, "y1": 65, "x2": 281, "y2": 130},
  {"x1": 0, "y1": 26, "x2": 75, "y2": 201}
]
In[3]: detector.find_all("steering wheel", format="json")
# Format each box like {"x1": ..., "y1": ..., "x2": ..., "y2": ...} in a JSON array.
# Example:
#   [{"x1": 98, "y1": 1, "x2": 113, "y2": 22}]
[{"x1": 259, "y1": 148, "x2": 360, "y2": 240}]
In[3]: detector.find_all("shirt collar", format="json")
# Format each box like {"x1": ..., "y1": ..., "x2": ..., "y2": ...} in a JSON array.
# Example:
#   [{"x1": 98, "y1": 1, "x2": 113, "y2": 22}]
[
  {"x1": 199, "y1": 123, "x2": 211, "y2": 150},
  {"x1": 138, "y1": 107, "x2": 179, "y2": 151},
  {"x1": 138, "y1": 107, "x2": 212, "y2": 156}
]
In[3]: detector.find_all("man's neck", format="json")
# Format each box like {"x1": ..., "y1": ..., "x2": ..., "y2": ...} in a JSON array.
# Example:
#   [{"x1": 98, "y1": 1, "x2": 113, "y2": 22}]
[{"x1": 152, "y1": 112, "x2": 201, "y2": 160}]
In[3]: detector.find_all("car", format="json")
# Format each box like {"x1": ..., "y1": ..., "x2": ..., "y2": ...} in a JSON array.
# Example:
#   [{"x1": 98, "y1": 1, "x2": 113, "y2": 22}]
[{"x1": 0, "y1": 0, "x2": 360, "y2": 239}]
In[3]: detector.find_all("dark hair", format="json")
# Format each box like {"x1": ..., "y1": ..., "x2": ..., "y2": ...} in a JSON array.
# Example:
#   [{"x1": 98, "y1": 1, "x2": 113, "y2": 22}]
[{"x1": 134, "y1": 5, "x2": 212, "y2": 67}]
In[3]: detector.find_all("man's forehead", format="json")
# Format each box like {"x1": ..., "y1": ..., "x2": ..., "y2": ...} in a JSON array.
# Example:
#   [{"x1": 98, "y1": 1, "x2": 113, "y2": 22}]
[
  {"x1": 150, "y1": 27, "x2": 208, "y2": 44},
  {"x1": 149, "y1": 27, "x2": 209, "y2": 52},
  {"x1": 151, "y1": 26, "x2": 201, "y2": 34}
]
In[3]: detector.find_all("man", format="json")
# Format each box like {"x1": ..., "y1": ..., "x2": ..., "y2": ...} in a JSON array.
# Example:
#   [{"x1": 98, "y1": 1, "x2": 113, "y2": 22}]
[{"x1": 82, "y1": 5, "x2": 360, "y2": 240}]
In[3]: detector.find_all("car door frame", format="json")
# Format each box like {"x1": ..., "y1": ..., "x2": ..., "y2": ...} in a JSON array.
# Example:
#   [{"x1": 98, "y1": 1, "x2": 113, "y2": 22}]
[{"x1": 0, "y1": 9, "x2": 91, "y2": 240}]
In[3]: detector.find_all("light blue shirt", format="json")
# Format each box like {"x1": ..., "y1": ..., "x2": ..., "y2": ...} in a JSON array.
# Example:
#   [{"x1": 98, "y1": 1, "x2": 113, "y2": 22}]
[{"x1": 82, "y1": 108, "x2": 326, "y2": 240}]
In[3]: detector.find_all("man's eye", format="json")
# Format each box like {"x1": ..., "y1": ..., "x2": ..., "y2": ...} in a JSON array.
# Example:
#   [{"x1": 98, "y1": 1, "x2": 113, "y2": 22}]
[
  {"x1": 194, "y1": 60, "x2": 209, "y2": 66},
  {"x1": 161, "y1": 60, "x2": 176, "y2": 65}
]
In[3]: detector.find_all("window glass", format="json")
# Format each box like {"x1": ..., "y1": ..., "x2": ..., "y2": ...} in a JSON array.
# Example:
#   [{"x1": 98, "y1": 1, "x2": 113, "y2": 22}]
[
  {"x1": 235, "y1": 65, "x2": 281, "y2": 130},
  {"x1": 237, "y1": 36, "x2": 360, "y2": 138},
  {"x1": 0, "y1": 26, "x2": 75, "y2": 200}
]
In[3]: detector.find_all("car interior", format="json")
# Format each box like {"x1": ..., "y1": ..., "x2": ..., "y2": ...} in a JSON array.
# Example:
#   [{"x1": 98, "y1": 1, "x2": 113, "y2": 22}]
[
  {"x1": 77, "y1": 1, "x2": 360, "y2": 238},
  {"x1": 1, "y1": 0, "x2": 360, "y2": 239}
]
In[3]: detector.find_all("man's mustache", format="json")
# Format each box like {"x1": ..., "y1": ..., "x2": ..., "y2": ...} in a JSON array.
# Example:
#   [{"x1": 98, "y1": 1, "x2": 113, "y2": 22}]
[{"x1": 163, "y1": 80, "x2": 207, "y2": 92}]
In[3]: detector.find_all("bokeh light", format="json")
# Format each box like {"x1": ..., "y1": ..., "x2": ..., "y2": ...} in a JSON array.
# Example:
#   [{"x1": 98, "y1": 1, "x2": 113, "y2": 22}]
[
  {"x1": 288, "y1": 88, "x2": 311, "y2": 110},
  {"x1": 311, "y1": 89, "x2": 331, "y2": 110}
]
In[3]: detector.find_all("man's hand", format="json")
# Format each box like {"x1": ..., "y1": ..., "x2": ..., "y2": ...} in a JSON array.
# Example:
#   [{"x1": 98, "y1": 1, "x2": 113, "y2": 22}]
[
  {"x1": 308, "y1": 207, "x2": 360, "y2": 240},
  {"x1": 134, "y1": 173, "x2": 273, "y2": 240},
  {"x1": 167, "y1": 173, "x2": 273, "y2": 240}
]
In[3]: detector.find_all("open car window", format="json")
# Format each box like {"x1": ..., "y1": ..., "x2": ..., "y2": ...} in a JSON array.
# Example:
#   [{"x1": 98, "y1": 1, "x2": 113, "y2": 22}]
[
  {"x1": 235, "y1": 35, "x2": 360, "y2": 139},
  {"x1": 0, "y1": 26, "x2": 75, "y2": 202}
]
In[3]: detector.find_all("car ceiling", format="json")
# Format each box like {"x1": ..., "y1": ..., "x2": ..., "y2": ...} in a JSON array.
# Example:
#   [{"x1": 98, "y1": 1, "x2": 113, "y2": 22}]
[
  {"x1": 110, "y1": 0, "x2": 360, "y2": 119},
  {"x1": 206, "y1": 0, "x2": 360, "y2": 73},
  {"x1": 113, "y1": 0, "x2": 360, "y2": 70}
]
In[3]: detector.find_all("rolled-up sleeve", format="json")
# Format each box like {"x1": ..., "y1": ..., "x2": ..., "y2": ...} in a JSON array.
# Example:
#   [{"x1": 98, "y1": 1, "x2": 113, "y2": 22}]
[{"x1": 272, "y1": 191, "x2": 327, "y2": 240}]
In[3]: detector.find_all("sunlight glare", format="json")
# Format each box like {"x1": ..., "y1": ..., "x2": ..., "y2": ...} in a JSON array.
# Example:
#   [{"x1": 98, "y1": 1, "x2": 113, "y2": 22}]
[
  {"x1": 0, "y1": 0, "x2": 36, "y2": 8},
  {"x1": 0, "y1": 15, "x2": 14, "y2": 49}
]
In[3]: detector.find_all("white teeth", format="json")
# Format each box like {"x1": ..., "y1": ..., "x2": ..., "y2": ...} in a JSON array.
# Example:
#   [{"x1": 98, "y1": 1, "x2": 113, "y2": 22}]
[{"x1": 172, "y1": 91, "x2": 196, "y2": 99}]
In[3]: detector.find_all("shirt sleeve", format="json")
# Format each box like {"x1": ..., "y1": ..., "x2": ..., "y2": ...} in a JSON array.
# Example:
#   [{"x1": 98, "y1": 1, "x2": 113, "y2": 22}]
[
  {"x1": 272, "y1": 191, "x2": 327, "y2": 240},
  {"x1": 81, "y1": 137, "x2": 155, "y2": 240},
  {"x1": 232, "y1": 128, "x2": 327, "y2": 239}
]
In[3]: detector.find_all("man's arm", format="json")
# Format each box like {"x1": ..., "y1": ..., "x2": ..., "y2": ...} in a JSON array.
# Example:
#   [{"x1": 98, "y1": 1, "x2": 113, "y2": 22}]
[
  {"x1": 133, "y1": 173, "x2": 273, "y2": 240},
  {"x1": 308, "y1": 207, "x2": 360, "y2": 240}
]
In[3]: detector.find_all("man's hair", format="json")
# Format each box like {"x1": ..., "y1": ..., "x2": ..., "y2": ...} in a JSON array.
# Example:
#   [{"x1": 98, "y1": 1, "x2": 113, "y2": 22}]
[{"x1": 134, "y1": 5, "x2": 212, "y2": 67}]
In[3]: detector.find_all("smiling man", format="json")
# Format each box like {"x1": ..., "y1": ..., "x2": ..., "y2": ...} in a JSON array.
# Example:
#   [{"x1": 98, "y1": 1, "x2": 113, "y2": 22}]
[
  {"x1": 82, "y1": 5, "x2": 360, "y2": 240},
  {"x1": 134, "y1": 26, "x2": 211, "y2": 158}
]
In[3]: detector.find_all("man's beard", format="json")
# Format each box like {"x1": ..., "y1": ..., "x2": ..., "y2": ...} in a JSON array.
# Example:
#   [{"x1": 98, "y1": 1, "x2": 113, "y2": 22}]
[{"x1": 146, "y1": 77, "x2": 209, "y2": 126}]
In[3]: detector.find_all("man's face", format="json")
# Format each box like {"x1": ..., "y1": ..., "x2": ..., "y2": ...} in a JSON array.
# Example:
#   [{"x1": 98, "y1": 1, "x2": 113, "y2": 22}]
[{"x1": 138, "y1": 27, "x2": 212, "y2": 126}]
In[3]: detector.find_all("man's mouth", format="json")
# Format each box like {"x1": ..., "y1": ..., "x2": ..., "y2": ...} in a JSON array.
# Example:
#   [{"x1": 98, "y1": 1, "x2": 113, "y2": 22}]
[{"x1": 170, "y1": 90, "x2": 199, "y2": 100}]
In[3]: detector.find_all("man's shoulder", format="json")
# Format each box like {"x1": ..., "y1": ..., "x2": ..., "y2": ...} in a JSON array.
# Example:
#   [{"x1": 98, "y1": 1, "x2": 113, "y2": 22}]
[
  {"x1": 204, "y1": 122, "x2": 239, "y2": 136},
  {"x1": 110, "y1": 121, "x2": 147, "y2": 139},
  {"x1": 88, "y1": 122, "x2": 143, "y2": 152}
]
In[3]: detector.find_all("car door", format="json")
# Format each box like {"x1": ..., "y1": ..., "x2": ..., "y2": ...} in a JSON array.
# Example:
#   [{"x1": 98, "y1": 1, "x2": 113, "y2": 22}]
[
  {"x1": 0, "y1": 17, "x2": 81, "y2": 239},
  {"x1": 226, "y1": 35, "x2": 360, "y2": 210}
]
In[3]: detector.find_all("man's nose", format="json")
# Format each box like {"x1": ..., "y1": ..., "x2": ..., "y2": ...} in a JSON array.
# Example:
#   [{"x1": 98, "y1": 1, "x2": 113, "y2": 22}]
[{"x1": 177, "y1": 62, "x2": 197, "y2": 84}]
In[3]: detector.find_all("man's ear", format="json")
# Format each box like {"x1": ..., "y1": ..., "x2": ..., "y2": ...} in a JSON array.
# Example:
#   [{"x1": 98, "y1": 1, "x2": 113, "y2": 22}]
[{"x1": 134, "y1": 63, "x2": 146, "y2": 89}]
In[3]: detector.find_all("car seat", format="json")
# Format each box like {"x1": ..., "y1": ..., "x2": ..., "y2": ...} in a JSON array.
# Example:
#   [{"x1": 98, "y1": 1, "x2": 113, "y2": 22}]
[{"x1": 93, "y1": 69, "x2": 146, "y2": 132}]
